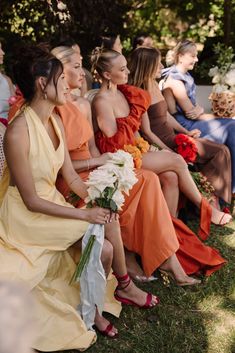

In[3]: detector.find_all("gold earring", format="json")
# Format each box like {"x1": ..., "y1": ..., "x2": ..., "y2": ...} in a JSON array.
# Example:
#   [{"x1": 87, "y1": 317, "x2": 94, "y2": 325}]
[
  {"x1": 43, "y1": 92, "x2": 48, "y2": 100},
  {"x1": 107, "y1": 79, "x2": 111, "y2": 89}
]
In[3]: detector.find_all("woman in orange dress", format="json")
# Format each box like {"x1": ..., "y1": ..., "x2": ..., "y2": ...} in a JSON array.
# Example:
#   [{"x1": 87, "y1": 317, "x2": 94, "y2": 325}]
[
  {"x1": 51, "y1": 45, "x2": 226, "y2": 281},
  {"x1": 91, "y1": 48, "x2": 231, "y2": 227}
]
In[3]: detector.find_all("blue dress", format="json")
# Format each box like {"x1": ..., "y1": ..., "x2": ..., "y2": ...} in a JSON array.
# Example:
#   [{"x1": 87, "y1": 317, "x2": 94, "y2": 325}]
[{"x1": 162, "y1": 66, "x2": 235, "y2": 194}]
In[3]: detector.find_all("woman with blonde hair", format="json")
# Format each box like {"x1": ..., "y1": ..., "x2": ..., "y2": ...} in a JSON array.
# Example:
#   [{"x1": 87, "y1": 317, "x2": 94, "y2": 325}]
[{"x1": 161, "y1": 39, "x2": 235, "y2": 197}]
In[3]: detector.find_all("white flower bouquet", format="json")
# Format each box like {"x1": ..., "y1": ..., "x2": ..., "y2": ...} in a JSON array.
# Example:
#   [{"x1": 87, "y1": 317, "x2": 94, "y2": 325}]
[
  {"x1": 208, "y1": 44, "x2": 235, "y2": 117},
  {"x1": 72, "y1": 150, "x2": 137, "y2": 329}
]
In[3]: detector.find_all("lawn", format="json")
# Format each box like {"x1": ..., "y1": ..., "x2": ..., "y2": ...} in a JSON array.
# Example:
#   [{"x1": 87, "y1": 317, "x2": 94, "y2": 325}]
[{"x1": 41, "y1": 219, "x2": 235, "y2": 353}]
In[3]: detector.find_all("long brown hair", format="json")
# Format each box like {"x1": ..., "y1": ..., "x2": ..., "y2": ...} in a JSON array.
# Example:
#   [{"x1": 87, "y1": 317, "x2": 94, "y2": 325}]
[{"x1": 128, "y1": 47, "x2": 161, "y2": 91}]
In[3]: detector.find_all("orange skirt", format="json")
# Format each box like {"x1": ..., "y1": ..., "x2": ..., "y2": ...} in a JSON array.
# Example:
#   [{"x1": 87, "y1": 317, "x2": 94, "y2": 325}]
[{"x1": 56, "y1": 170, "x2": 226, "y2": 277}]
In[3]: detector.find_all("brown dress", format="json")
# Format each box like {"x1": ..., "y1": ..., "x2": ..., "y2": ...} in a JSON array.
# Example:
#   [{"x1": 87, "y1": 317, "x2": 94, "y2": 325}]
[{"x1": 148, "y1": 100, "x2": 232, "y2": 203}]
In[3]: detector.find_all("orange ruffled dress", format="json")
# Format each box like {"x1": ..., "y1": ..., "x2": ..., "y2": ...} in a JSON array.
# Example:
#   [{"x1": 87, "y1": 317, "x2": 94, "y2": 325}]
[{"x1": 93, "y1": 84, "x2": 226, "y2": 275}]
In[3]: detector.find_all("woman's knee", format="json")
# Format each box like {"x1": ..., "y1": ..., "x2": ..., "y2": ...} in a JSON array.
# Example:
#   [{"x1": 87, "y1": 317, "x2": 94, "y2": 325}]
[
  {"x1": 101, "y1": 239, "x2": 113, "y2": 265},
  {"x1": 171, "y1": 153, "x2": 188, "y2": 170},
  {"x1": 159, "y1": 171, "x2": 179, "y2": 188}
]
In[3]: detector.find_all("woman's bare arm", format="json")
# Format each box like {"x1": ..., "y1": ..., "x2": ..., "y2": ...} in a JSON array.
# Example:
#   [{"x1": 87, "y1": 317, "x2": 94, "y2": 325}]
[
  {"x1": 166, "y1": 111, "x2": 201, "y2": 137},
  {"x1": 164, "y1": 78, "x2": 204, "y2": 119},
  {"x1": 4, "y1": 115, "x2": 110, "y2": 224},
  {"x1": 70, "y1": 98, "x2": 112, "y2": 171}
]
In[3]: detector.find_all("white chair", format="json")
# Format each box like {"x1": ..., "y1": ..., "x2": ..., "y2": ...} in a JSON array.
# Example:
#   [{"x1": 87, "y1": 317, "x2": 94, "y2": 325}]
[{"x1": 84, "y1": 89, "x2": 99, "y2": 104}]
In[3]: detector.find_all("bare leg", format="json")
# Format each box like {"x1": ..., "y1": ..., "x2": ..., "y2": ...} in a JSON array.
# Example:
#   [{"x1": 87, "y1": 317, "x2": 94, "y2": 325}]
[
  {"x1": 159, "y1": 254, "x2": 200, "y2": 285},
  {"x1": 94, "y1": 239, "x2": 118, "y2": 337},
  {"x1": 125, "y1": 249, "x2": 145, "y2": 278},
  {"x1": 142, "y1": 151, "x2": 232, "y2": 224},
  {"x1": 158, "y1": 171, "x2": 179, "y2": 216},
  {"x1": 104, "y1": 221, "x2": 159, "y2": 306}
]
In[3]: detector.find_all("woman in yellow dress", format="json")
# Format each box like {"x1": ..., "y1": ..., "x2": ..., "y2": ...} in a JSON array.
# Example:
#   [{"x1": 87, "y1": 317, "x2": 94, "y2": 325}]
[{"x1": 0, "y1": 45, "x2": 158, "y2": 351}]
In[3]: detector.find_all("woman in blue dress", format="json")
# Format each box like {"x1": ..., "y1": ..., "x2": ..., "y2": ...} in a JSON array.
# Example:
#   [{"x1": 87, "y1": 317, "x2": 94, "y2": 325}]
[{"x1": 162, "y1": 40, "x2": 235, "y2": 196}]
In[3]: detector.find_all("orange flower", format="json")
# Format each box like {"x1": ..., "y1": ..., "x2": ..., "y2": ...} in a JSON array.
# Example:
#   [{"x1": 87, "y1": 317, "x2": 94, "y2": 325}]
[
  {"x1": 135, "y1": 137, "x2": 150, "y2": 153},
  {"x1": 124, "y1": 144, "x2": 143, "y2": 168}
]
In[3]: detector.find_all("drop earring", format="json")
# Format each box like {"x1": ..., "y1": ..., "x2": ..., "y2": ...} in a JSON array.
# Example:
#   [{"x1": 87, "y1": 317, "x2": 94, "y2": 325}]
[
  {"x1": 43, "y1": 92, "x2": 48, "y2": 100},
  {"x1": 107, "y1": 79, "x2": 111, "y2": 89}
]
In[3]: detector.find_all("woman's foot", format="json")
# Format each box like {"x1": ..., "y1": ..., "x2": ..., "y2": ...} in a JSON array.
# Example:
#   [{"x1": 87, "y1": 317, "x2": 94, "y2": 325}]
[
  {"x1": 125, "y1": 250, "x2": 153, "y2": 281},
  {"x1": 159, "y1": 255, "x2": 201, "y2": 286},
  {"x1": 94, "y1": 311, "x2": 118, "y2": 338},
  {"x1": 211, "y1": 206, "x2": 232, "y2": 225},
  {"x1": 159, "y1": 269, "x2": 201, "y2": 286},
  {"x1": 114, "y1": 274, "x2": 159, "y2": 308}
]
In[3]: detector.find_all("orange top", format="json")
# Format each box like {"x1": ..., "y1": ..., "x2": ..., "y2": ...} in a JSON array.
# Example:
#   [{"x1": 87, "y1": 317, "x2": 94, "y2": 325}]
[
  {"x1": 56, "y1": 102, "x2": 93, "y2": 161},
  {"x1": 95, "y1": 85, "x2": 151, "y2": 153}
]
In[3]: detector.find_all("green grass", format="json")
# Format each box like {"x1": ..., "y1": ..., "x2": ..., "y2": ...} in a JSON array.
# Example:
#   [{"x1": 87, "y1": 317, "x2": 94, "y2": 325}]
[{"x1": 40, "y1": 219, "x2": 235, "y2": 353}]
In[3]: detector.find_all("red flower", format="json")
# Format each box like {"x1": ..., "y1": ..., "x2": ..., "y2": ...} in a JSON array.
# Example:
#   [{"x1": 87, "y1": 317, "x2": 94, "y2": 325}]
[{"x1": 174, "y1": 134, "x2": 198, "y2": 163}]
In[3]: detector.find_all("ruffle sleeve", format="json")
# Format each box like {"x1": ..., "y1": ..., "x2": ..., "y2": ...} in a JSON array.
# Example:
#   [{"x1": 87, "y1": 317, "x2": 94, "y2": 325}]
[{"x1": 95, "y1": 85, "x2": 151, "y2": 153}]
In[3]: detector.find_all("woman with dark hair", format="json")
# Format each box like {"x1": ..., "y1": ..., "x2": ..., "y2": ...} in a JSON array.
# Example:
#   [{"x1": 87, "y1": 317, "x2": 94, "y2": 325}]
[
  {"x1": 99, "y1": 34, "x2": 123, "y2": 54},
  {"x1": 128, "y1": 46, "x2": 232, "y2": 206},
  {"x1": 0, "y1": 44, "x2": 159, "y2": 349},
  {"x1": 161, "y1": 39, "x2": 235, "y2": 197},
  {"x1": 132, "y1": 33, "x2": 154, "y2": 50}
]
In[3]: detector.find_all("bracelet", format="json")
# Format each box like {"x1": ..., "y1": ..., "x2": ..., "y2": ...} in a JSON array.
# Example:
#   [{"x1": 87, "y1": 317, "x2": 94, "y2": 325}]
[
  {"x1": 69, "y1": 176, "x2": 80, "y2": 187},
  {"x1": 86, "y1": 159, "x2": 90, "y2": 170}
]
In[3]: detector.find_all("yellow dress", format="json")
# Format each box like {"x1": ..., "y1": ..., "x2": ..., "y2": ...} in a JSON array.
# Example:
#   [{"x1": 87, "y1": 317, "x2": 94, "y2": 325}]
[{"x1": 0, "y1": 106, "x2": 121, "y2": 352}]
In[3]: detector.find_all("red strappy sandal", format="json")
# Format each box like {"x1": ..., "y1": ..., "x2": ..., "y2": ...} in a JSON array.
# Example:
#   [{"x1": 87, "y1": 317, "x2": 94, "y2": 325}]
[
  {"x1": 94, "y1": 323, "x2": 118, "y2": 339},
  {"x1": 114, "y1": 273, "x2": 160, "y2": 309}
]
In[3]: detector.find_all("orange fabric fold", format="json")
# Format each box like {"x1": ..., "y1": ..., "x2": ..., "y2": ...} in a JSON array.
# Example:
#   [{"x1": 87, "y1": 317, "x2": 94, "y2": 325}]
[
  {"x1": 172, "y1": 217, "x2": 226, "y2": 276},
  {"x1": 198, "y1": 198, "x2": 212, "y2": 241}
]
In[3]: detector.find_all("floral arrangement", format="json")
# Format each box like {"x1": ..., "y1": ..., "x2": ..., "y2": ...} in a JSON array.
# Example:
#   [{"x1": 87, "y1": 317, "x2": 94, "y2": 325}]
[
  {"x1": 124, "y1": 137, "x2": 150, "y2": 168},
  {"x1": 208, "y1": 44, "x2": 235, "y2": 117},
  {"x1": 190, "y1": 171, "x2": 215, "y2": 201},
  {"x1": 72, "y1": 150, "x2": 138, "y2": 282},
  {"x1": 174, "y1": 134, "x2": 198, "y2": 163}
]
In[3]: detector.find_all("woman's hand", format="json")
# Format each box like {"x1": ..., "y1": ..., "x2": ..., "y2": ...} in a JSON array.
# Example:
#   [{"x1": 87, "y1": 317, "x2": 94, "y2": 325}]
[
  {"x1": 186, "y1": 105, "x2": 204, "y2": 119},
  {"x1": 187, "y1": 129, "x2": 201, "y2": 138},
  {"x1": 82, "y1": 207, "x2": 115, "y2": 224},
  {"x1": 97, "y1": 152, "x2": 113, "y2": 166}
]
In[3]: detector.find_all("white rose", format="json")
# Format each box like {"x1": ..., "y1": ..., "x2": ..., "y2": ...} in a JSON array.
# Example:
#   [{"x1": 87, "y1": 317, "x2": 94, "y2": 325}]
[
  {"x1": 112, "y1": 190, "x2": 125, "y2": 210},
  {"x1": 208, "y1": 66, "x2": 219, "y2": 77},
  {"x1": 212, "y1": 74, "x2": 222, "y2": 84},
  {"x1": 229, "y1": 85, "x2": 235, "y2": 93},
  {"x1": 86, "y1": 169, "x2": 117, "y2": 193},
  {"x1": 212, "y1": 84, "x2": 229, "y2": 93},
  {"x1": 85, "y1": 187, "x2": 101, "y2": 203},
  {"x1": 224, "y1": 69, "x2": 235, "y2": 87}
]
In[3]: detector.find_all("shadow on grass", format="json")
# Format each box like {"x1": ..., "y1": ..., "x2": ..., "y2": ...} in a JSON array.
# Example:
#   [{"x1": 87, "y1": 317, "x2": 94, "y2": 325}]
[{"x1": 38, "y1": 221, "x2": 235, "y2": 353}]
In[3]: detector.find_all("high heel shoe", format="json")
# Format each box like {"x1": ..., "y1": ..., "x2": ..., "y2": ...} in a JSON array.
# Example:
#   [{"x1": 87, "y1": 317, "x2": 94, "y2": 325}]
[
  {"x1": 159, "y1": 269, "x2": 201, "y2": 287},
  {"x1": 94, "y1": 323, "x2": 118, "y2": 339},
  {"x1": 114, "y1": 273, "x2": 160, "y2": 308}
]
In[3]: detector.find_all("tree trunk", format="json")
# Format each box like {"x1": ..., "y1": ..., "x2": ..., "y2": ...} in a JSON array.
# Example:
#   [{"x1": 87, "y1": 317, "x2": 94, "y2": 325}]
[{"x1": 224, "y1": 0, "x2": 232, "y2": 45}]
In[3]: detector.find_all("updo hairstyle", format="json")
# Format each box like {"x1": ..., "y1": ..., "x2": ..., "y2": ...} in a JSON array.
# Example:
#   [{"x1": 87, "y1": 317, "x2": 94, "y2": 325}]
[
  {"x1": 90, "y1": 47, "x2": 121, "y2": 79},
  {"x1": 13, "y1": 44, "x2": 63, "y2": 102}
]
